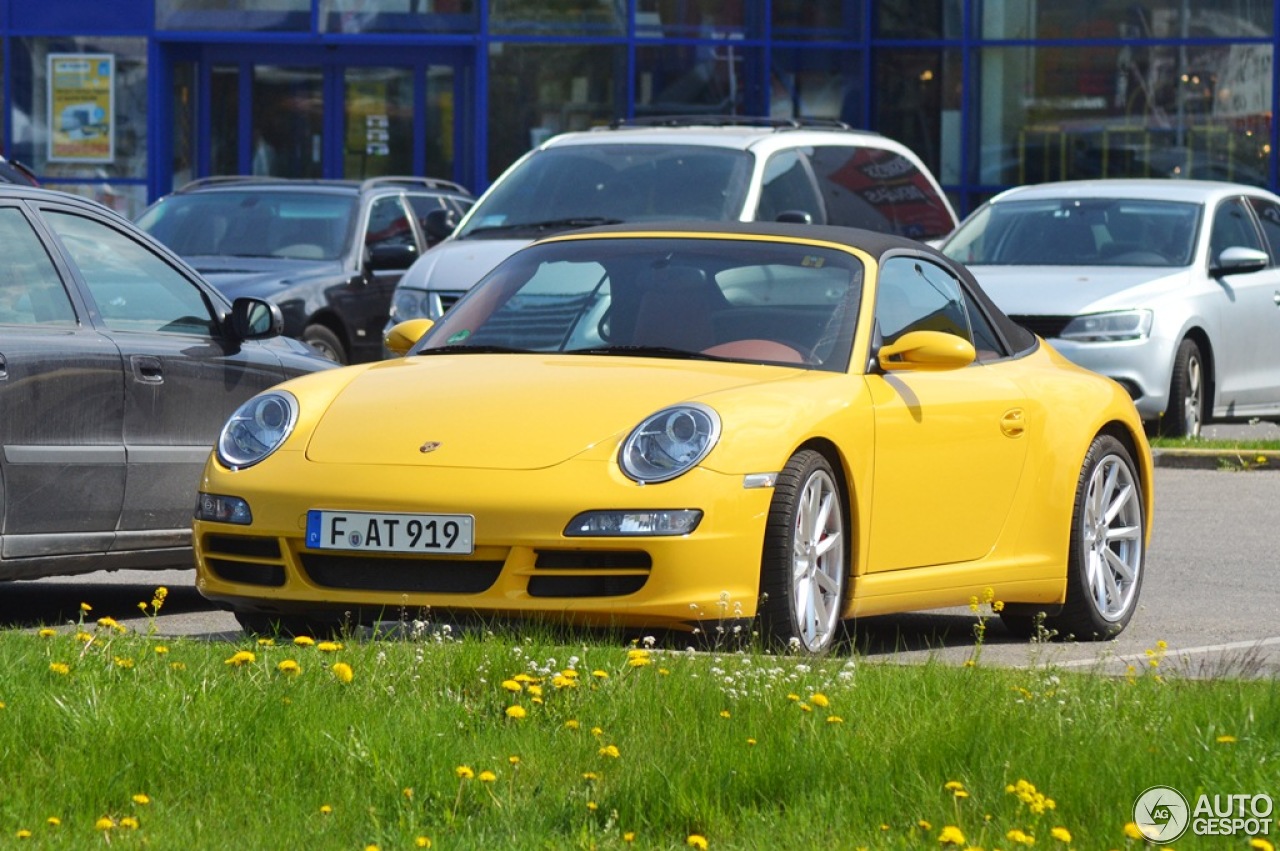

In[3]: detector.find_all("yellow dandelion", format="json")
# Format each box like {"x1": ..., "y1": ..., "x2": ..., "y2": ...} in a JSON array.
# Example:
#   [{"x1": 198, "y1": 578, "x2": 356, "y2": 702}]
[
  {"x1": 1051, "y1": 826, "x2": 1072, "y2": 843},
  {"x1": 559, "y1": 669, "x2": 579, "y2": 679},
  {"x1": 132, "y1": 794, "x2": 150, "y2": 805},
  {"x1": 16, "y1": 829, "x2": 31, "y2": 839},
  {"x1": 75, "y1": 631, "x2": 93, "y2": 643},
  {"x1": 587, "y1": 801, "x2": 598, "y2": 811},
  {"x1": 293, "y1": 635, "x2": 316, "y2": 647},
  {"x1": 626, "y1": 648, "x2": 650, "y2": 660},
  {"x1": 224, "y1": 650, "x2": 256, "y2": 666},
  {"x1": 623, "y1": 832, "x2": 636, "y2": 843},
  {"x1": 257, "y1": 637, "x2": 275, "y2": 646},
  {"x1": 810, "y1": 693, "x2": 830, "y2": 708},
  {"x1": 592, "y1": 669, "x2": 609, "y2": 679},
  {"x1": 46, "y1": 818, "x2": 60, "y2": 827},
  {"x1": 513, "y1": 673, "x2": 536, "y2": 682},
  {"x1": 94, "y1": 817, "x2": 115, "y2": 831},
  {"x1": 37, "y1": 628, "x2": 56, "y2": 638},
  {"x1": 154, "y1": 645, "x2": 169, "y2": 655},
  {"x1": 455, "y1": 765, "x2": 474, "y2": 780},
  {"x1": 506, "y1": 704, "x2": 527, "y2": 719},
  {"x1": 501, "y1": 679, "x2": 523, "y2": 692},
  {"x1": 1122, "y1": 822, "x2": 1144, "y2": 839},
  {"x1": 746, "y1": 738, "x2": 757, "y2": 746},
  {"x1": 80, "y1": 602, "x2": 92, "y2": 613},
  {"x1": 798, "y1": 703, "x2": 812, "y2": 713},
  {"x1": 786, "y1": 693, "x2": 800, "y2": 701},
  {"x1": 938, "y1": 825, "x2": 966, "y2": 845},
  {"x1": 945, "y1": 781, "x2": 965, "y2": 791},
  {"x1": 720, "y1": 710, "x2": 732, "y2": 718},
  {"x1": 402, "y1": 787, "x2": 413, "y2": 799},
  {"x1": 317, "y1": 641, "x2": 342, "y2": 652},
  {"x1": 365, "y1": 845, "x2": 379, "y2": 851},
  {"x1": 599, "y1": 744, "x2": 621, "y2": 758},
  {"x1": 49, "y1": 662, "x2": 70, "y2": 675},
  {"x1": 277, "y1": 659, "x2": 301, "y2": 675},
  {"x1": 1216, "y1": 735, "x2": 1237, "y2": 743},
  {"x1": 628, "y1": 656, "x2": 652, "y2": 667},
  {"x1": 826, "y1": 715, "x2": 844, "y2": 724},
  {"x1": 508, "y1": 755, "x2": 521, "y2": 765},
  {"x1": 659, "y1": 667, "x2": 670, "y2": 675},
  {"x1": 918, "y1": 820, "x2": 932, "y2": 831},
  {"x1": 119, "y1": 817, "x2": 139, "y2": 830},
  {"x1": 319, "y1": 805, "x2": 333, "y2": 815},
  {"x1": 331, "y1": 662, "x2": 354, "y2": 683},
  {"x1": 1249, "y1": 840, "x2": 1274, "y2": 851},
  {"x1": 1006, "y1": 828, "x2": 1034, "y2": 845},
  {"x1": 591, "y1": 726, "x2": 604, "y2": 736},
  {"x1": 565, "y1": 719, "x2": 581, "y2": 730},
  {"x1": 582, "y1": 772, "x2": 599, "y2": 782},
  {"x1": 415, "y1": 838, "x2": 432, "y2": 849},
  {"x1": 528, "y1": 684, "x2": 543, "y2": 698},
  {"x1": 953, "y1": 789, "x2": 969, "y2": 799},
  {"x1": 687, "y1": 835, "x2": 709, "y2": 849},
  {"x1": 478, "y1": 771, "x2": 497, "y2": 783},
  {"x1": 170, "y1": 661, "x2": 186, "y2": 671}
]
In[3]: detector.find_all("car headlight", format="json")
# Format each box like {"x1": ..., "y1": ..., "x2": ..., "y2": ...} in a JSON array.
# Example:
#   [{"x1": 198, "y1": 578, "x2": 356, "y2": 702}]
[
  {"x1": 1059, "y1": 309, "x2": 1153, "y2": 342},
  {"x1": 390, "y1": 288, "x2": 430, "y2": 323},
  {"x1": 217, "y1": 390, "x2": 299, "y2": 470},
  {"x1": 619, "y1": 403, "x2": 720, "y2": 483}
]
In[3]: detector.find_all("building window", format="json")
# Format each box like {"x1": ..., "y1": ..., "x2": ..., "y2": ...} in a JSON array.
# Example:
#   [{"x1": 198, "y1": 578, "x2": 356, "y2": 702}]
[
  {"x1": 155, "y1": 0, "x2": 311, "y2": 32},
  {"x1": 489, "y1": 0, "x2": 623, "y2": 35},
  {"x1": 981, "y1": 1, "x2": 1273, "y2": 40},
  {"x1": 318, "y1": 0, "x2": 477, "y2": 34}
]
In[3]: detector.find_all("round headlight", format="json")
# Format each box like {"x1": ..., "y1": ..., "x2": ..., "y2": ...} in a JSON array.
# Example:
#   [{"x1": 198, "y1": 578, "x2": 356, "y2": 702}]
[
  {"x1": 619, "y1": 403, "x2": 720, "y2": 483},
  {"x1": 217, "y1": 390, "x2": 299, "y2": 470}
]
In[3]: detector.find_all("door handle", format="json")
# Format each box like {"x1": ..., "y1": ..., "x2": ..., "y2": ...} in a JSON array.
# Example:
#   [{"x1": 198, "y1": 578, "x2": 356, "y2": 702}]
[
  {"x1": 130, "y1": 354, "x2": 164, "y2": 384},
  {"x1": 1273, "y1": 290, "x2": 1280, "y2": 307},
  {"x1": 1001, "y1": 408, "x2": 1026, "y2": 438}
]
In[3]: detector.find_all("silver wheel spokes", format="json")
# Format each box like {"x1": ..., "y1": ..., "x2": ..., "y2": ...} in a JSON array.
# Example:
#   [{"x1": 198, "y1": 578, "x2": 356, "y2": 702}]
[
  {"x1": 1083, "y1": 455, "x2": 1142, "y2": 621},
  {"x1": 792, "y1": 469, "x2": 844, "y2": 651},
  {"x1": 1185, "y1": 355, "x2": 1202, "y2": 437}
]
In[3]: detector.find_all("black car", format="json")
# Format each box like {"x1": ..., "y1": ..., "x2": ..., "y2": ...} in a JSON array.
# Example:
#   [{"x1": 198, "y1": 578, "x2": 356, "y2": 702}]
[
  {"x1": 0, "y1": 185, "x2": 333, "y2": 581},
  {"x1": 136, "y1": 176, "x2": 474, "y2": 364}
]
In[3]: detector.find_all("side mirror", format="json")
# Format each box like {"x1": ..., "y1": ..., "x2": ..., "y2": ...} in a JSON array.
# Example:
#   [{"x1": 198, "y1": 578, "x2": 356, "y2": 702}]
[
  {"x1": 423, "y1": 208, "x2": 459, "y2": 244},
  {"x1": 227, "y1": 296, "x2": 283, "y2": 340},
  {"x1": 367, "y1": 243, "x2": 419, "y2": 272},
  {"x1": 878, "y1": 330, "x2": 975, "y2": 372},
  {"x1": 1212, "y1": 245, "x2": 1269, "y2": 277},
  {"x1": 383, "y1": 318, "x2": 435, "y2": 357}
]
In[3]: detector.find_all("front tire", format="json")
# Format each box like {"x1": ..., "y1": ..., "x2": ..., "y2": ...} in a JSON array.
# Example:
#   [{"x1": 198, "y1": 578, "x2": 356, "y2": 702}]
[
  {"x1": 303, "y1": 324, "x2": 347, "y2": 364},
  {"x1": 1040, "y1": 434, "x2": 1145, "y2": 640},
  {"x1": 758, "y1": 450, "x2": 848, "y2": 654},
  {"x1": 1159, "y1": 338, "x2": 1204, "y2": 438}
]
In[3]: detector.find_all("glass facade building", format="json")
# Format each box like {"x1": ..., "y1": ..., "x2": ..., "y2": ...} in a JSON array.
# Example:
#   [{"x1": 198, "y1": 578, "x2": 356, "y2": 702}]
[{"x1": 2, "y1": 0, "x2": 1274, "y2": 220}]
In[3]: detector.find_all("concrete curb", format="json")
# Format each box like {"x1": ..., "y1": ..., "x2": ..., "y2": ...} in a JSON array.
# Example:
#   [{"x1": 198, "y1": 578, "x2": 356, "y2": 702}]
[{"x1": 1151, "y1": 448, "x2": 1280, "y2": 471}]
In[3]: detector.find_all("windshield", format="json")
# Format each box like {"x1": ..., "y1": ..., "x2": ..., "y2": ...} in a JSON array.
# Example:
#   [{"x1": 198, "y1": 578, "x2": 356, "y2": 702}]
[
  {"x1": 457, "y1": 145, "x2": 753, "y2": 238},
  {"x1": 415, "y1": 236, "x2": 863, "y2": 373},
  {"x1": 136, "y1": 191, "x2": 357, "y2": 261},
  {"x1": 942, "y1": 198, "x2": 1202, "y2": 267}
]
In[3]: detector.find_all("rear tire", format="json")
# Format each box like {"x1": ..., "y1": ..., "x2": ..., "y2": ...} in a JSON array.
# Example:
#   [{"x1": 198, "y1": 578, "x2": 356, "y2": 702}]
[
  {"x1": 1159, "y1": 339, "x2": 1204, "y2": 438},
  {"x1": 758, "y1": 450, "x2": 848, "y2": 654}
]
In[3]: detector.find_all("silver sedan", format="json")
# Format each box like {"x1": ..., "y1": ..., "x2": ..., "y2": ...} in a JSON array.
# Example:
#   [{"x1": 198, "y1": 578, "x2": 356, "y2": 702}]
[{"x1": 941, "y1": 178, "x2": 1280, "y2": 437}]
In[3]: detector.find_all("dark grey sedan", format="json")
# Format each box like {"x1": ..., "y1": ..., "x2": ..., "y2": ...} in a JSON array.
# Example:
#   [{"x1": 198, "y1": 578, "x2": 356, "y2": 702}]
[{"x1": 0, "y1": 186, "x2": 333, "y2": 581}]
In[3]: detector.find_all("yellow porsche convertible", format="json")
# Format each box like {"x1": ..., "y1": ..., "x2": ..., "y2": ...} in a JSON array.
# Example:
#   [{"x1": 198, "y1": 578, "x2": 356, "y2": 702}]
[{"x1": 194, "y1": 223, "x2": 1153, "y2": 652}]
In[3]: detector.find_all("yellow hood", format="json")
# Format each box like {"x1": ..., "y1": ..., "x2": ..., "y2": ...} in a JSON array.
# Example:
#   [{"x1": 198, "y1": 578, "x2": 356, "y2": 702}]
[{"x1": 304, "y1": 354, "x2": 798, "y2": 469}]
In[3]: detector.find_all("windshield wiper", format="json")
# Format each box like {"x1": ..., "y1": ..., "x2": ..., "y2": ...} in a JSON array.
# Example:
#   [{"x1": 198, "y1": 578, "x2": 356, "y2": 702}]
[
  {"x1": 564, "y1": 345, "x2": 719, "y2": 361},
  {"x1": 464, "y1": 217, "x2": 624, "y2": 237},
  {"x1": 416, "y1": 344, "x2": 532, "y2": 356}
]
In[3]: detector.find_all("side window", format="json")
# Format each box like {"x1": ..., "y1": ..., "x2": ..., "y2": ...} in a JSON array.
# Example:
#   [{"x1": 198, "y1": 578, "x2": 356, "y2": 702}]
[
  {"x1": 808, "y1": 146, "x2": 954, "y2": 241},
  {"x1": 366, "y1": 196, "x2": 415, "y2": 250},
  {"x1": 1246, "y1": 197, "x2": 1280, "y2": 262},
  {"x1": 43, "y1": 210, "x2": 217, "y2": 336},
  {"x1": 756, "y1": 150, "x2": 825, "y2": 224},
  {"x1": 876, "y1": 256, "x2": 974, "y2": 348},
  {"x1": 0, "y1": 208, "x2": 76, "y2": 326},
  {"x1": 1210, "y1": 198, "x2": 1265, "y2": 262}
]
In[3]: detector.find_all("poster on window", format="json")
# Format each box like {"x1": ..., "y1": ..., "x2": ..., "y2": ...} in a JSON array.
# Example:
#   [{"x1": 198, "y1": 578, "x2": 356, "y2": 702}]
[{"x1": 48, "y1": 53, "x2": 115, "y2": 163}]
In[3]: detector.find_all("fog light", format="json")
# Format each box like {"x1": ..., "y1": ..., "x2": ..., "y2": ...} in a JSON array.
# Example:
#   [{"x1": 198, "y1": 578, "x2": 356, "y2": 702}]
[
  {"x1": 565, "y1": 510, "x2": 702, "y2": 536},
  {"x1": 196, "y1": 493, "x2": 253, "y2": 525}
]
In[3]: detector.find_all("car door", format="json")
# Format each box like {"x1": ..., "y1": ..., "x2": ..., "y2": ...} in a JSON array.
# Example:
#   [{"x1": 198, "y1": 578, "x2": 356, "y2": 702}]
[
  {"x1": 0, "y1": 202, "x2": 125, "y2": 563},
  {"x1": 1239, "y1": 196, "x2": 1280, "y2": 410},
  {"x1": 39, "y1": 204, "x2": 289, "y2": 538},
  {"x1": 351, "y1": 194, "x2": 419, "y2": 343},
  {"x1": 864, "y1": 254, "x2": 1029, "y2": 572}
]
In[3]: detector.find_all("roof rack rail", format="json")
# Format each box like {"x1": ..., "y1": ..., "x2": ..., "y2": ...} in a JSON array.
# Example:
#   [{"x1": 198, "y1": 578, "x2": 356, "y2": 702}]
[
  {"x1": 358, "y1": 176, "x2": 470, "y2": 194},
  {"x1": 605, "y1": 115, "x2": 862, "y2": 132},
  {"x1": 174, "y1": 175, "x2": 280, "y2": 193}
]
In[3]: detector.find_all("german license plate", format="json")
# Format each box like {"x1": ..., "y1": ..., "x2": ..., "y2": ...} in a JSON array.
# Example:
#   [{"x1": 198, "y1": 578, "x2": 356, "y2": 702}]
[{"x1": 305, "y1": 510, "x2": 474, "y2": 554}]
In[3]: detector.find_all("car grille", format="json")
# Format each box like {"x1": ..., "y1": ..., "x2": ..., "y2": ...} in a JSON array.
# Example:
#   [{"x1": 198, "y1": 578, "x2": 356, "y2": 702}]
[
  {"x1": 300, "y1": 553, "x2": 503, "y2": 593},
  {"x1": 528, "y1": 550, "x2": 652, "y2": 598},
  {"x1": 1010, "y1": 315, "x2": 1074, "y2": 339},
  {"x1": 202, "y1": 534, "x2": 287, "y2": 587},
  {"x1": 436, "y1": 290, "x2": 466, "y2": 315}
]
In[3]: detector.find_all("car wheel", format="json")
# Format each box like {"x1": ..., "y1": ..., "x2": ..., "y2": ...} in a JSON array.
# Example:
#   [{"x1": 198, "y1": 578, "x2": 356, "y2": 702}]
[
  {"x1": 1159, "y1": 338, "x2": 1204, "y2": 438},
  {"x1": 1034, "y1": 434, "x2": 1145, "y2": 640},
  {"x1": 303, "y1": 324, "x2": 347, "y2": 364},
  {"x1": 758, "y1": 449, "x2": 847, "y2": 654}
]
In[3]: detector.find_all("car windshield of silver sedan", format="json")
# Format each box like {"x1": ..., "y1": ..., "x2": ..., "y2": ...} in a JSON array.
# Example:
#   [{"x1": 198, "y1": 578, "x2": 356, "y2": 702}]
[
  {"x1": 414, "y1": 237, "x2": 864, "y2": 372},
  {"x1": 943, "y1": 198, "x2": 1202, "y2": 268},
  {"x1": 457, "y1": 146, "x2": 753, "y2": 238},
  {"x1": 136, "y1": 191, "x2": 357, "y2": 261}
]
